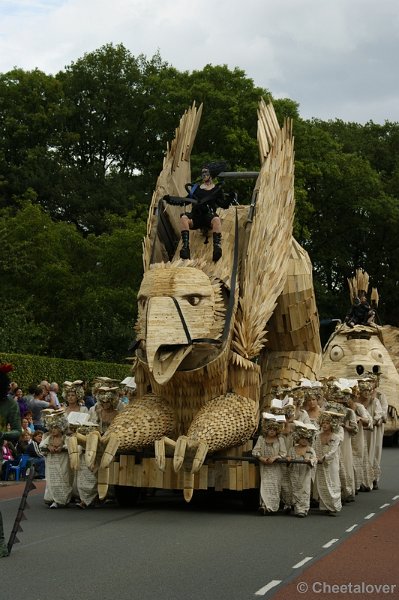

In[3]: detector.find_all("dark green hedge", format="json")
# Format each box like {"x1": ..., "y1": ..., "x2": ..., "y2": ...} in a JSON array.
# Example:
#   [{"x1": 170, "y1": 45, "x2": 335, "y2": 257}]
[{"x1": 0, "y1": 352, "x2": 131, "y2": 392}]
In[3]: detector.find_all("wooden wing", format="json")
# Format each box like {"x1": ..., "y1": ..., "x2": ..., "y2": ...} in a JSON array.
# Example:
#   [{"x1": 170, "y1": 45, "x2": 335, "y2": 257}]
[
  {"x1": 232, "y1": 99, "x2": 295, "y2": 359},
  {"x1": 142, "y1": 102, "x2": 203, "y2": 271}
]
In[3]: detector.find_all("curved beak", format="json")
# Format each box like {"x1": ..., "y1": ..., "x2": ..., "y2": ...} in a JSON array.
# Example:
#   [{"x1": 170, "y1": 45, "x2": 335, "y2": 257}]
[{"x1": 146, "y1": 297, "x2": 193, "y2": 384}]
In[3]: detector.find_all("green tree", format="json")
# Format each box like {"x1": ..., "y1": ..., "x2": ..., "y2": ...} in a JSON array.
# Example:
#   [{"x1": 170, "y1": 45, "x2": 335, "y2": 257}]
[
  {"x1": 0, "y1": 68, "x2": 64, "y2": 212},
  {"x1": 294, "y1": 118, "x2": 399, "y2": 324},
  {"x1": 54, "y1": 44, "x2": 173, "y2": 232},
  {"x1": 0, "y1": 202, "x2": 146, "y2": 360}
]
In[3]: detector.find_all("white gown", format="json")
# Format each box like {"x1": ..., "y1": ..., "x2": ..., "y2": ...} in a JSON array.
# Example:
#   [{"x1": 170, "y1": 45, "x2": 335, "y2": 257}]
[
  {"x1": 288, "y1": 445, "x2": 317, "y2": 515},
  {"x1": 40, "y1": 436, "x2": 74, "y2": 506},
  {"x1": 314, "y1": 433, "x2": 342, "y2": 513},
  {"x1": 252, "y1": 435, "x2": 286, "y2": 512}
]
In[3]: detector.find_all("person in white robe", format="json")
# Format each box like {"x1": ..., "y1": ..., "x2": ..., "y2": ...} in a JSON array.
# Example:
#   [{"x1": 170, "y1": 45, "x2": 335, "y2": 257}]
[
  {"x1": 314, "y1": 411, "x2": 344, "y2": 515},
  {"x1": 270, "y1": 397, "x2": 295, "y2": 511},
  {"x1": 358, "y1": 377, "x2": 383, "y2": 491},
  {"x1": 374, "y1": 375, "x2": 388, "y2": 488},
  {"x1": 252, "y1": 415, "x2": 287, "y2": 514},
  {"x1": 327, "y1": 379, "x2": 359, "y2": 502},
  {"x1": 63, "y1": 381, "x2": 98, "y2": 508},
  {"x1": 346, "y1": 394, "x2": 373, "y2": 492},
  {"x1": 40, "y1": 410, "x2": 73, "y2": 508},
  {"x1": 287, "y1": 421, "x2": 317, "y2": 517}
]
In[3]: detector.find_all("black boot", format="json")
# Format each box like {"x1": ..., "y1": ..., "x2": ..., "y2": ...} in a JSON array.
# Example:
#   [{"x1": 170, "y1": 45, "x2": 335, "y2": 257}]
[
  {"x1": 212, "y1": 232, "x2": 222, "y2": 262},
  {"x1": 180, "y1": 230, "x2": 190, "y2": 259}
]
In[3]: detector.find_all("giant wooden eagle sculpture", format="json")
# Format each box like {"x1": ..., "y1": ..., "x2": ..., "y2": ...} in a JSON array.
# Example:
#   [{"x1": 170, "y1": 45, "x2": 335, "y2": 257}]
[{"x1": 84, "y1": 100, "x2": 322, "y2": 501}]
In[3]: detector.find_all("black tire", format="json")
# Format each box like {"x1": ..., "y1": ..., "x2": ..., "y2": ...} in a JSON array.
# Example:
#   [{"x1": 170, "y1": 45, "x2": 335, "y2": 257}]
[{"x1": 114, "y1": 485, "x2": 141, "y2": 507}]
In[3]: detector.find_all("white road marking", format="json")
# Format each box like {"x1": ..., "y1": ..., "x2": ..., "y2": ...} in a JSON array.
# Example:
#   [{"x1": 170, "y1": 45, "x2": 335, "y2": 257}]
[
  {"x1": 365, "y1": 513, "x2": 375, "y2": 519},
  {"x1": 379, "y1": 503, "x2": 390, "y2": 509},
  {"x1": 322, "y1": 538, "x2": 339, "y2": 548},
  {"x1": 346, "y1": 524, "x2": 358, "y2": 532},
  {"x1": 392, "y1": 495, "x2": 399, "y2": 500},
  {"x1": 293, "y1": 556, "x2": 313, "y2": 568},
  {"x1": 254, "y1": 580, "x2": 282, "y2": 596}
]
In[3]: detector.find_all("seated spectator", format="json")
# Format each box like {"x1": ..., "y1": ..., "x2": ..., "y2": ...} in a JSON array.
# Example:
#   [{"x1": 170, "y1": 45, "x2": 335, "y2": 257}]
[
  {"x1": 24, "y1": 411, "x2": 35, "y2": 433},
  {"x1": 26, "y1": 430, "x2": 46, "y2": 479},
  {"x1": 1, "y1": 439, "x2": 19, "y2": 480},
  {"x1": 15, "y1": 431, "x2": 32, "y2": 456}
]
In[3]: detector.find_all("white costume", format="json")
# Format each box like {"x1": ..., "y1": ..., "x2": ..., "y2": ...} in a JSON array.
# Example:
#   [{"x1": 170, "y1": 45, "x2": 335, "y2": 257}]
[
  {"x1": 288, "y1": 445, "x2": 317, "y2": 515},
  {"x1": 373, "y1": 390, "x2": 388, "y2": 485},
  {"x1": 40, "y1": 419, "x2": 74, "y2": 508},
  {"x1": 351, "y1": 402, "x2": 372, "y2": 491},
  {"x1": 314, "y1": 433, "x2": 342, "y2": 513},
  {"x1": 252, "y1": 435, "x2": 287, "y2": 512}
]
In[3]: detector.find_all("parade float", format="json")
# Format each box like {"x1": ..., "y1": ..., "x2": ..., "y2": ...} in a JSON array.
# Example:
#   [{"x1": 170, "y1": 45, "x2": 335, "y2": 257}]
[
  {"x1": 320, "y1": 269, "x2": 399, "y2": 443},
  {"x1": 73, "y1": 100, "x2": 322, "y2": 505}
]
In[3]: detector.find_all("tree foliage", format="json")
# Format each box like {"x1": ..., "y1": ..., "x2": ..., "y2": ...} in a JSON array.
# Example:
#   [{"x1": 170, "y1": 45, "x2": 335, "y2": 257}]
[{"x1": 0, "y1": 43, "x2": 399, "y2": 364}]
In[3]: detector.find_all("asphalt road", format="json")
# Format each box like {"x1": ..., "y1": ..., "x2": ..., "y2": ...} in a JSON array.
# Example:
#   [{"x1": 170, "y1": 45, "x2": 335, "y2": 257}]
[{"x1": 1, "y1": 447, "x2": 398, "y2": 600}]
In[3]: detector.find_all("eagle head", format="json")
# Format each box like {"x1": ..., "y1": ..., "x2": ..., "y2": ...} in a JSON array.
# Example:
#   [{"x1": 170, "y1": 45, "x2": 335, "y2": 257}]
[{"x1": 135, "y1": 262, "x2": 227, "y2": 384}]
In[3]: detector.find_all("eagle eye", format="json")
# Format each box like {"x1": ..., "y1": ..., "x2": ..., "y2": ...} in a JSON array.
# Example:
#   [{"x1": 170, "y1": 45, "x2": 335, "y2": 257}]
[{"x1": 185, "y1": 294, "x2": 201, "y2": 306}]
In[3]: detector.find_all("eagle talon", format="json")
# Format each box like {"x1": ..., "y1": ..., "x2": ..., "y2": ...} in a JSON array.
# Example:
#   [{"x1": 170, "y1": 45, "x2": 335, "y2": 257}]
[
  {"x1": 173, "y1": 436, "x2": 188, "y2": 472},
  {"x1": 191, "y1": 440, "x2": 209, "y2": 474},
  {"x1": 100, "y1": 432, "x2": 119, "y2": 469},
  {"x1": 172, "y1": 436, "x2": 209, "y2": 474},
  {"x1": 85, "y1": 431, "x2": 101, "y2": 470}
]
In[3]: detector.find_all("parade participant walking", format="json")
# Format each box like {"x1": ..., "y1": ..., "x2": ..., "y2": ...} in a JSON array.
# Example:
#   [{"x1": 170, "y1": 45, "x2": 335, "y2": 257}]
[
  {"x1": 270, "y1": 396, "x2": 295, "y2": 512},
  {"x1": 358, "y1": 376, "x2": 383, "y2": 491},
  {"x1": 346, "y1": 391, "x2": 372, "y2": 493},
  {"x1": 287, "y1": 421, "x2": 317, "y2": 517},
  {"x1": 63, "y1": 381, "x2": 88, "y2": 417},
  {"x1": 40, "y1": 411, "x2": 74, "y2": 508},
  {"x1": 327, "y1": 380, "x2": 358, "y2": 503},
  {"x1": 252, "y1": 414, "x2": 287, "y2": 514},
  {"x1": 373, "y1": 371, "x2": 388, "y2": 489},
  {"x1": 314, "y1": 411, "x2": 344, "y2": 516}
]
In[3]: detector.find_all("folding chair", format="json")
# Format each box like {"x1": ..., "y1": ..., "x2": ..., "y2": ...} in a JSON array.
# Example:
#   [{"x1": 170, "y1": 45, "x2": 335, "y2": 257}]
[{"x1": 5, "y1": 454, "x2": 31, "y2": 481}]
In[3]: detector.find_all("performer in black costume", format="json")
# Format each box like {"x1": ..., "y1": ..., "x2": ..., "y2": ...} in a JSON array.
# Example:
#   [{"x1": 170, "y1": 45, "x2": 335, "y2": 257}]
[
  {"x1": 164, "y1": 164, "x2": 232, "y2": 261},
  {"x1": 345, "y1": 294, "x2": 375, "y2": 327}
]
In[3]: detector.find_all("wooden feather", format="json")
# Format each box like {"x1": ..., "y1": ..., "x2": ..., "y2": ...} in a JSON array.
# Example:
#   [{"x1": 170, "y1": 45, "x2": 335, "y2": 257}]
[{"x1": 233, "y1": 102, "x2": 295, "y2": 359}]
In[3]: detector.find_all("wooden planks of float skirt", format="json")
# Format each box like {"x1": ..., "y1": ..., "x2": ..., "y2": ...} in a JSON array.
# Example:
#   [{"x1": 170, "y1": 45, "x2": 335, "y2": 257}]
[
  {"x1": 119, "y1": 454, "x2": 128, "y2": 486},
  {"x1": 110, "y1": 460, "x2": 119, "y2": 484},
  {"x1": 228, "y1": 462, "x2": 237, "y2": 490},
  {"x1": 214, "y1": 462, "x2": 224, "y2": 492},
  {"x1": 236, "y1": 464, "x2": 243, "y2": 491},
  {"x1": 109, "y1": 456, "x2": 258, "y2": 491},
  {"x1": 126, "y1": 455, "x2": 135, "y2": 486}
]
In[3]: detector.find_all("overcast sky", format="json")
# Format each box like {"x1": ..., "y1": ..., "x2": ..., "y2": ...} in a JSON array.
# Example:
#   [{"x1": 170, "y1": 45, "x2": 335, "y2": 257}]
[{"x1": 0, "y1": 0, "x2": 398, "y2": 124}]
